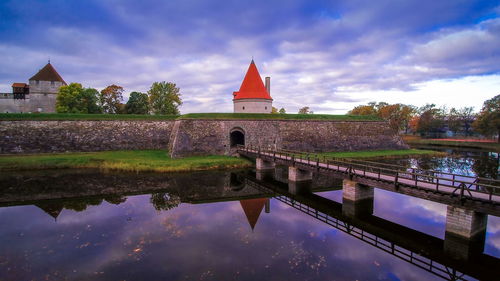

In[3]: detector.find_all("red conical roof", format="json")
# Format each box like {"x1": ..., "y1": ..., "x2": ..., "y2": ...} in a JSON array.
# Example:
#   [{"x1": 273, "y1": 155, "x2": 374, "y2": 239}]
[
  {"x1": 240, "y1": 198, "x2": 267, "y2": 230},
  {"x1": 233, "y1": 60, "x2": 272, "y2": 100}
]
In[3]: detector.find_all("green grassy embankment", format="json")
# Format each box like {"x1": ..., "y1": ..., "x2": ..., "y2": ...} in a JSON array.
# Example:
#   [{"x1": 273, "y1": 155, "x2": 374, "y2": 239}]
[
  {"x1": 402, "y1": 136, "x2": 500, "y2": 152},
  {"x1": 288, "y1": 149, "x2": 445, "y2": 160},
  {"x1": 0, "y1": 113, "x2": 179, "y2": 121},
  {"x1": 179, "y1": 113, "x2": 382, "y2": 121},
  {"x1": 0, "y1": 112, "x2": 381, "y2": 121},
  {"x1": 0, "y1": 150, "x2": 252, "y2": 172}
]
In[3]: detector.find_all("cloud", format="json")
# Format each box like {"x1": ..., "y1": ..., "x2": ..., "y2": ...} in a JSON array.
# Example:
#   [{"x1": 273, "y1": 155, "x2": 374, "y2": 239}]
[{"x1": 0, "y1": 0, "x2": 499, "y2": 113}]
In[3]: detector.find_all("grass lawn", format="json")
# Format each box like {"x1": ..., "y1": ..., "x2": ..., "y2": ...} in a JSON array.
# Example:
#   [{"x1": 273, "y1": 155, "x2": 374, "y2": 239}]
[
  {"x1": 288, "y1": 149, "x2": 445, "y2": 160},
  {"x1": 402, "y1": 136, "x2": 500, "y2": 152},
  {"x1": 0, "y1": 150, "x2": 252, "y2": 172},
  {"x1": 0, "y1": 112, "x2": 381, "y2": 121}
]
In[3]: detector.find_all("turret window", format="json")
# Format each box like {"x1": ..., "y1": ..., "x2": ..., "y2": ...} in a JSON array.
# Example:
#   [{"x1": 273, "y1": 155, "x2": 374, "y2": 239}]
[{"x1": 242, "y1": 106, "x2": 245, "y2": 110}]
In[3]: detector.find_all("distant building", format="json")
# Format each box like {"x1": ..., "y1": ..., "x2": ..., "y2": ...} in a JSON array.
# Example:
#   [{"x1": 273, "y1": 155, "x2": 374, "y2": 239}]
[
  {"x1": 233, "y1": 60, "x2": 273, "y2": 113},
  {"x1": 0, "y1": 62, "x2": 66, "y2": 113}
]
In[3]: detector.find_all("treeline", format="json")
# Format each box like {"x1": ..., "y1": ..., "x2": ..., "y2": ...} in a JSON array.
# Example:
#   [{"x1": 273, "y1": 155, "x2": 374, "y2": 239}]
[
  {"x1": 348, "y1": 94, "x2": 499, "y2": 141},
  {"x1": 55, "y1": 81, "x2": 182, "y2": 115}
]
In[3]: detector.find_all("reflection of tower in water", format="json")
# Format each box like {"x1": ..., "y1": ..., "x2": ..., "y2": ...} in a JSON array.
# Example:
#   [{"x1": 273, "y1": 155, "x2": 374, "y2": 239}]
[{"x1": 239, "y1": 198, "x2": 270, "y2": 230}]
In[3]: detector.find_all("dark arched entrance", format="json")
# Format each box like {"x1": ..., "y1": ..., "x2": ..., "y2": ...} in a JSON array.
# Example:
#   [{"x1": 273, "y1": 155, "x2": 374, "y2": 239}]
[{"x1": 230, "y1": 130, "x2": 245, "y2": 147}]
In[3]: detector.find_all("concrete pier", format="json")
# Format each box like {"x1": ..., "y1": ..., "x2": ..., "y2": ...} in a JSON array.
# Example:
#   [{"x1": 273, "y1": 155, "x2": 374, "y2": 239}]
[
  {"x1": 444, "y1": 206, "x2": 487, "y2": 260},
  {"x1": 288, "y1": 166, "x2": 313, "y2": 182},
  {"x1": 342, "y1": 179, "x2": 374, "y2": 201},
  {"x1": 288, "y1": 180, "x2": 312, "y2": 195},
  {"x1": 342, "y1": 179, "x2": 374, "y2": 217},
  {"x1": 256, "y1": 157, "x2": 275, "y2": 171},
  {"x1": 256, "y1": 169, "x2": 274, "y2": 181}
]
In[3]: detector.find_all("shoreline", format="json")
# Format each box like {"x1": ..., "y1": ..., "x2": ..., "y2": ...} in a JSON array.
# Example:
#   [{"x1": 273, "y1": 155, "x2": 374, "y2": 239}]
[{"x1": 0, "y1": 149, "x2": 444, "y2": 173}]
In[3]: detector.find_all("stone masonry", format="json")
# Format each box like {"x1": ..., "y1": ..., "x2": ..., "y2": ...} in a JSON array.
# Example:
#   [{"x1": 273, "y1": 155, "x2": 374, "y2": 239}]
[
  {"x1": 169, "y1": 119, "x2": 407, "y2": 158},
  {"x1": 0, "y1": 118, "x2": 406, "y2": 155},
  {"x1": 0, "y1": 120, "x2": 174, "y2": 154}
]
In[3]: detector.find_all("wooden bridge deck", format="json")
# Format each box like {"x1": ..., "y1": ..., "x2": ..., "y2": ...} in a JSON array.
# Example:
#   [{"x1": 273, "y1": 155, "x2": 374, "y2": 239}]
[{"x1": 237, "y1": 146, "x2": 500, "y2": 215}]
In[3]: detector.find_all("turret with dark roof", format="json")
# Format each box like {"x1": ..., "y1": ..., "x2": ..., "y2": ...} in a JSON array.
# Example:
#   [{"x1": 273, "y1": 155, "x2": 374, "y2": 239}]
[{"x1": 29, "y1": 62, "x2": 66, "y2": 84}]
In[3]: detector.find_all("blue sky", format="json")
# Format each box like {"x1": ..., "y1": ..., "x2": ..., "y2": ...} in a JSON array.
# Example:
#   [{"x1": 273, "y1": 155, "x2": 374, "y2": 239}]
[{"x1": 1, "y1": 0, "x2": 499, "y2": 113}]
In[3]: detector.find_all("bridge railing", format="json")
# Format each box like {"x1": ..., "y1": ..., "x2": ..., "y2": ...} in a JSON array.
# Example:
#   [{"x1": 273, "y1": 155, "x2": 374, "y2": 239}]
[
  {"x1": 274, "y1": 147, "x2": 500, "y2": 187},
  {"x1": 236, "y1": 145, "x2": 500, "y2": 203}
]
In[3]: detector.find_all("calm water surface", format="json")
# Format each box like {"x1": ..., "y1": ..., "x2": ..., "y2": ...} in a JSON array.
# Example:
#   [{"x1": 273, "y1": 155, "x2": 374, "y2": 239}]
[{"x1": 0, "y1": 149, "x2": 498, "y2": 281}]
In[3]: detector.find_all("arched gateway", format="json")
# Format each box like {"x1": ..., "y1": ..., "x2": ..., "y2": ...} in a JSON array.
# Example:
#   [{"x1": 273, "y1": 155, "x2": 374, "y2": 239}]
[{"x1": 230, "y1": 128, "x2": 245, "y2": 147}]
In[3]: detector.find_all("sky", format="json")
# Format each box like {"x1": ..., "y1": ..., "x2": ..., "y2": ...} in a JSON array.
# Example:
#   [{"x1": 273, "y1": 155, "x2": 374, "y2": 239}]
[{"x1": 1, "y1": 0, "x2": 499, "y2": 114}]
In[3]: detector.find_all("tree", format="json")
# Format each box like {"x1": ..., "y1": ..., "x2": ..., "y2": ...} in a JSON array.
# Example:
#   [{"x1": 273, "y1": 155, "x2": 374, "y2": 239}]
[
  {"x1": 348, "y1": 102, "x2": 416, "y2": 132},
  {"x1": 80, "y1": 88, "x2": 102, "y2": 113},
  {"x1": 417, "y1": 104, "x2": 445, "y2": 137},
  {"x1": 271, "y1": 106, "x2": 279, "y2": 114},
  {"x1": 56, "y1": 83, "x2": 101, "y2": 113},
  {"x1": 279, "y1": 108, "x2": 286, "y2": 114},
  {"x1": 56, "y1": 83, "x2": 83, "y2": 113},
  {"x1": 298, "y1": 106, "x2": 313, "y2": 114},
  {"x1": 100, "y1": 84, "x2": 124, "y2": 114},
  {"x1": 148, "y1": 81, "x2": 182, "y2": 115},
  {"x1": 126, "y1": 91, "x2": 150, "y2": 114},
  {"x1": 473, "y1": 94, "x2": 500, "y2": 142},
  {"x1": 450, "y1": 107, "x2": 475, "y2": 136}
]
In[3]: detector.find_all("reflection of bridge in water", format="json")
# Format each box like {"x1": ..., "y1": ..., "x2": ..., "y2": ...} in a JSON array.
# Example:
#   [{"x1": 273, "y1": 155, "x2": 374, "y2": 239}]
[
  {"x1": 1, "y1": 169, "x2": 498, "y2": 280},
  {"x1": 243, "y1": 173, "x2": 498, "y2": 281}
]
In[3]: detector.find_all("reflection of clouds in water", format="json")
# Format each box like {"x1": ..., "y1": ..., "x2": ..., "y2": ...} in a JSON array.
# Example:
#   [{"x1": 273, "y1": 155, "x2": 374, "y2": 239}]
[
  {"x1": 374, "y1": 189, "x2": 446, "y2": 238},
  {"x1": 0, "y1": 193, "x2": 456, "y2": 281},
  {"x1": 486, "y1": 216, "x2": 500, "y2": 255}
]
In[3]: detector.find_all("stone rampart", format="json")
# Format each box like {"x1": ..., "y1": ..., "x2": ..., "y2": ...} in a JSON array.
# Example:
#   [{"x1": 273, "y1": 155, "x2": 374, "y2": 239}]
[
  {"x1": 0, "y1": 118, "x2": 407, "y2": 155},
  {"x1": 169, "y1": 119, "x2": 407, "y2": 158},
  {"x1": 0, "y1": 120, "x2": 174, "y2": 154}
]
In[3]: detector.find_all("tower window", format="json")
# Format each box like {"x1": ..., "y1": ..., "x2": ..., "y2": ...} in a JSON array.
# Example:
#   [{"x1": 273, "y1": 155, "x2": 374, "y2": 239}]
[
  {"x1": 265, "y1": 106, "x2": 267, "y2": 110},
  {"x1": 242, "y1": 106, "x2": 245, "y2": 110}
]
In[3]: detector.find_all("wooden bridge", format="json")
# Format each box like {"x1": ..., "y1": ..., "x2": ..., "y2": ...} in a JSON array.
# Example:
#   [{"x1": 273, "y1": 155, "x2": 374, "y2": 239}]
[
  {"x1": 244, "y1": 175, "x2": 498, "y2": 281},
  {"x1": 237, "y1": 145, "x2": 500, "y2": 216}
]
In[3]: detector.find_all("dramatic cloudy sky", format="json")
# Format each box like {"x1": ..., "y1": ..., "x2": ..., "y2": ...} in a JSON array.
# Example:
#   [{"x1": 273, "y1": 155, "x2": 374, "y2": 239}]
[{"x1": 1, "y1": 0, "x2": 499, "y2": 114}]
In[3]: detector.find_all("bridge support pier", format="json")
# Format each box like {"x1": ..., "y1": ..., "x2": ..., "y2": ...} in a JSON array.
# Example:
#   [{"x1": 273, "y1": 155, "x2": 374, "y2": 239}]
[
  {"x1": 288, "y1": 181, "x2": 312, "y2": 195},
  {"x1": 256, "y1": 169, "x2": 274, "y2": 181},
  {"x1": 444, "y1": 206, "x2": 487, "y2": 260},
  {"x1": 288, "y1": 167, "x2": 312, "y2": 182},
  {"x1": 256, "y1": 158, "x2": 275, "y2": 171},
  {"x1": 342, "y1": 179, "x2": 374, "y2": 217}
]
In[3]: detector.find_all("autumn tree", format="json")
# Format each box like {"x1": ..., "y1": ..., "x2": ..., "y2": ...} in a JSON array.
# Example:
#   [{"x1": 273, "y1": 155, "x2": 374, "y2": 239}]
[
  {"x1": 417, "y1": 104, "x2": 445, "y2": 137},
  {"x1": 298, "y1": 106, "x2": 313, "y2": 114},
  {"x1": 126, "y1": 91, "x2": 150, "y2": 114},
  {"x1": 56, "y1": 83, "x2": 101, "y2": 113},
  {"x1": 279, "y1": 108, "x2": 286, "y2": 114},
  {"x1": 348, "y1": 103, "x2": 377, "y2": 115},
  {"x1": 473, "y1": 94, "x2": 500, "y2": 142},
  {"x1": 100, "y1": 84, "x2": 124, "y2": 114},
  {"x1": 348, "y1": 102, "x2": 416, "y2": 132},
  {"x1": 148, "y1": 81, "x2": 182, "y2": 115},
  {"x1": 271, "y1": 106, "x2": 279, "y2": 114}
]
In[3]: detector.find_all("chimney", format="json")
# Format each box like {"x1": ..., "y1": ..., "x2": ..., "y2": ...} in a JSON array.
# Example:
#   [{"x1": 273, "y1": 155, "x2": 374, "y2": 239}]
[{"x1": 265, "y1": 77, "x2": 271, "y2": 95}]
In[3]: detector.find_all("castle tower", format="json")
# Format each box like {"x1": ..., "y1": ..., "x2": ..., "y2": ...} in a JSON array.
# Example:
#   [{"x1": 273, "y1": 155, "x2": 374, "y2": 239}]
[
  {"x1": 233, "y1": 60, "x2": 273, "y2": 113},
  {"x1": 28, "y1": 62, "x2": 66, "y2": 112}
]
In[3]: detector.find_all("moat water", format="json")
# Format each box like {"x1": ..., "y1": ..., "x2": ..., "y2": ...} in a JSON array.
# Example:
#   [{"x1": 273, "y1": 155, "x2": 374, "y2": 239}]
[{"x1": 0, "y1": 147, "x2": 498, "y2": 281}]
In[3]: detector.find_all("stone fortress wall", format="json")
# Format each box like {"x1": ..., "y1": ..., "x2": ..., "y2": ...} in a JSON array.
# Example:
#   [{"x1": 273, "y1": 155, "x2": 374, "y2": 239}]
[
  {"x1": 0, "y1": 119, "x2": 407, "y2": 155},
  {"x1": 0, "y1": 120, "x2": 174, "y2": 154}
]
